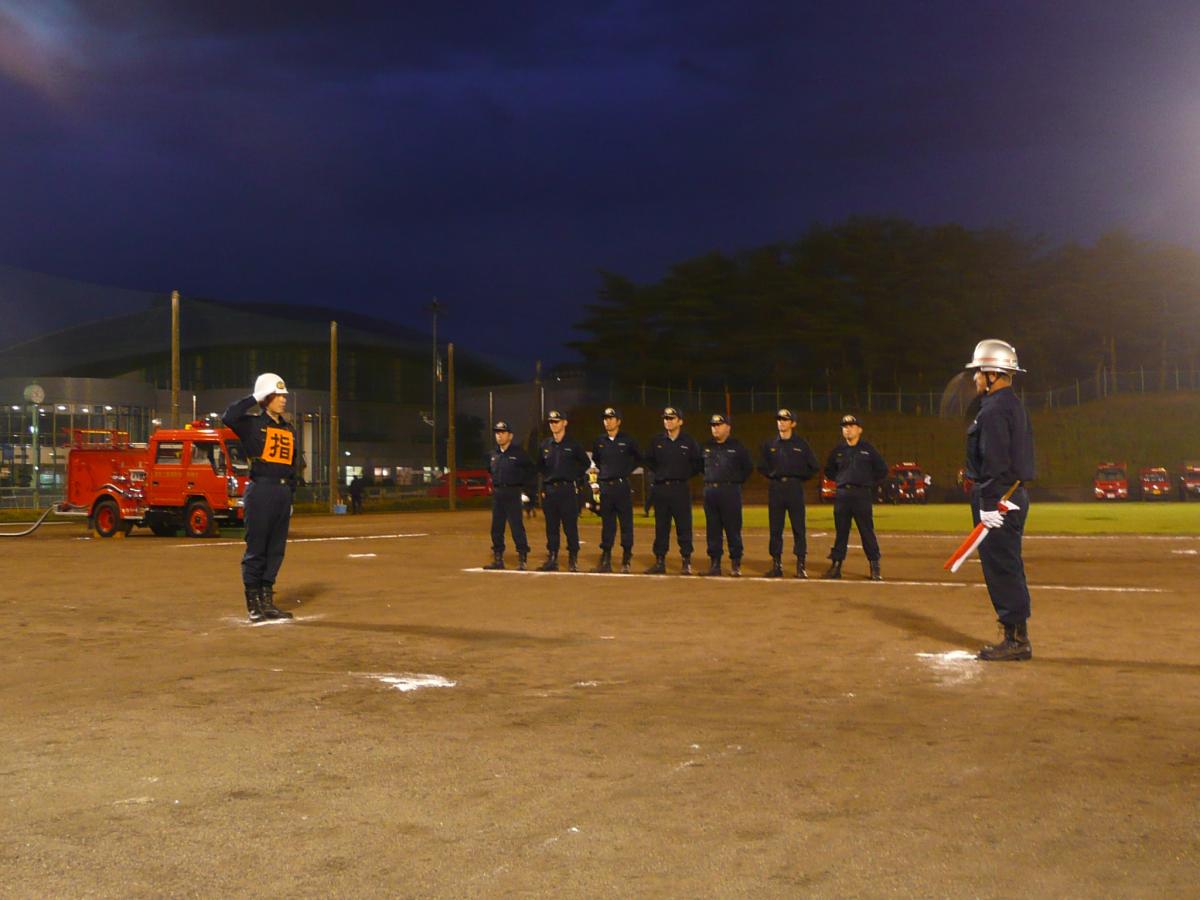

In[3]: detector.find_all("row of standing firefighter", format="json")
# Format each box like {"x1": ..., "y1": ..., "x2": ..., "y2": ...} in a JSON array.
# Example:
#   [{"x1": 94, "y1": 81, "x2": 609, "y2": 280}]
[
  {"x1": 484, "y1": 337, "x2": 1036, "y2": 663},
  {"x1": 226, "y1": 338, "x2": 1033, "y2": 664},
  {"x1": 484, "y1": 406, "x2": 887, "y2": 581}
]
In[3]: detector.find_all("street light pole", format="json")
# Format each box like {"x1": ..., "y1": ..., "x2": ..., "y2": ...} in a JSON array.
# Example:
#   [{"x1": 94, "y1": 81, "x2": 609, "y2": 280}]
[{"x1": 428, "y1": 298, "x2": 444, "y2": 480}]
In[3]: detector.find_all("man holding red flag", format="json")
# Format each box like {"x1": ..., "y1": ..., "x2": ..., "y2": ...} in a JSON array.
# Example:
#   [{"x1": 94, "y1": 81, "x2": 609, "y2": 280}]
[{"x1": 963, "y1": 340, "x2": 1036, "y2": 661}]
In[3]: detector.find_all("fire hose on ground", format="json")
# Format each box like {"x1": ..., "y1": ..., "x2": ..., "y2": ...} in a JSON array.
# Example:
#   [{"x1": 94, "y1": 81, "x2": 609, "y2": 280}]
[{"x1": 0, "y1": 505, "x2": 62, "y2": 537}]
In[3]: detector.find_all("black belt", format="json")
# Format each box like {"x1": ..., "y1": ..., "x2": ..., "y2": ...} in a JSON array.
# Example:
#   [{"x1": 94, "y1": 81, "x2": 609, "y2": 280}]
[
  {"x1": 705, "y1": 481, "x2": 737, "y2": 487},
  {"x1": 251, "y1": 476, "x2": 291, "y2": 486},
  {"x1": 838, "y1": 484, "x2": 872, "y2": 490},
  {"x1": 545, "y1": 480, "x2": 575, "y2": 486},
  {"x1": 656, "y1": 478, "x2": 687, "y2": 485},
  {"x1": 599, "y1": 477, "x2": 627, "y2": 483},
  {"x1": 771, "y1": 476, "x2": 802, "y2": 482},
  {"x1": 496, "y1": 483, "x2": 525, "y2": 489}
]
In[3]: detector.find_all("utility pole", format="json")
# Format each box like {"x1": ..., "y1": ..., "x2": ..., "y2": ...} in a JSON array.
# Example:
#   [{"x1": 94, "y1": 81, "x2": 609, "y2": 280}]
[
  {"x1": 428, "y1": 298, "x2": 443, "y2": 477},
  {"x1": 447, "y1": 343, "x2": 457, "y2": 512},
  {"x1": 329, "y1": 321, "x2": 339, "y2": 512},
  {"x1": 171, "y1": 290, "x2": 180, "y2": 427}
]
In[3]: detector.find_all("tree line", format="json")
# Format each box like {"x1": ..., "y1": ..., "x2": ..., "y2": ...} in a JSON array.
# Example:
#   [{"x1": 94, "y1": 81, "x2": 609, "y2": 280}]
[{"x1": 569, "y1": 218, "x2": 1200, "y2": 394}]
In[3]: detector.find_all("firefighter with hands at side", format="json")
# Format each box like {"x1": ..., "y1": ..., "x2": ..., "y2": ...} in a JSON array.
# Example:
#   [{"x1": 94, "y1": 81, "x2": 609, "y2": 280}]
[
  {"x1": 964, "y1": 339, "x2": 1036, "y2": 661},
  {"x1": 642, "y1": 406, "x2": 704, "y2": 575},
  {"x1": 536, "y1": 410, "x2": 589, "y2": 572},
  {"x1": 222, "y1": 372, "x2": 302, "y2": 623},
  {"x1": 701, "y1": 413, "x2": 754, "y2": 577},
  {"x1": 822, "y1": 414, "x2": 888, "y2": 580},
  {"x1": 590, "y1": 407, "x2": 641, "y2": 573},
  {"x1": 483, "y1": 420, "x2": 535, "y2": 571},
  {"x1": 758, "y1": 408, "x2": 820, "y2": 578}
]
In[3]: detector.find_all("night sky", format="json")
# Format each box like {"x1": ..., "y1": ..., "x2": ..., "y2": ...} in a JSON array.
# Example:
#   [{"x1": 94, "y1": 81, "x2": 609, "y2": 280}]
[{"x1": 4, "y1": 1, "x2": 1200, "y2": 367}]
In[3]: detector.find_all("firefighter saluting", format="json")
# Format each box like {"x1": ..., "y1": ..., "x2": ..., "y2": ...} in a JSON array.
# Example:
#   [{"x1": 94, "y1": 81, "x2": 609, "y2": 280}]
[{"x1": 222, "y1": 373, "x2": 302, "y2": 622}]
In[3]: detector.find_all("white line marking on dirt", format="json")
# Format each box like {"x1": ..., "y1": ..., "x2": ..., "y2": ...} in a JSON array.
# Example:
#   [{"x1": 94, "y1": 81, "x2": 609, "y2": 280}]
[
  {"x1": 348, "y1": 553, "x2": 377, "y2": 558},
  {"x1": 176, "y1": 533, "x2": 428, "y2": 548},
  {"x1": 366, "y1": 673, "x2": 457, "y2": 692},
  {"x1": 221, "y1": 614, "x2": 325, "y2": 627},
  {"x1": 461, "y1": 568, "x2": 1164, "y2": 593},
  {"x1": 113, "y1": 796, "x2": 154, "y2": 806},
  {"x1": 1171, "y1": 549, "x2": 1198, "y2": 555},
  {"x1": 916, "y1": 650, "x2": 981, "y2": 685}
]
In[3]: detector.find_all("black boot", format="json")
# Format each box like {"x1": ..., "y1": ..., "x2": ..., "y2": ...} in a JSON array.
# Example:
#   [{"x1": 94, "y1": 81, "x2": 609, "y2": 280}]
[
  {"x1": 705, "y1": 557, "x2": 722, "y2": 577},
  {"x1": 979, "y1": 621, "x2": 1032, "y2": 661},
  {"x1": 644, "y1": 556, "x2": 666, "y2": 574},
  {"x1": 764, "y1": 556, "x2": 783, "y2": 578},
  {"x1": 869, "y1": 560, "x2": 882, "y2": 581},
  {"x1": 822, "y1": 559, "x2": 843, "y2": 579},
  {"x1": 483, "y1": 551, "x2": 505, "y2": 570},
  {"x1": 568, "y1": 551, "x2": 579, "y2": 573},
  {"x1": 730, "y1": 559, "x2": 741, "y2": 577},
  {"x1": 620, "y1": 550, "x2": 632, "y2": 574},
  {"x1": 595, "y1": 551, "x2": 612, "y2": 573},
  {"x1": 537, "y1": 551, "x2": 559, "y2": 572},
  {"x1": 796, "y1": 557, "x2": 808, "y2": 579},
  {"x1": 518, "y1": 552, "x2": 528, "y2": 571},
  {"x1": 259, "y1": 585, "x2": 293, "y2": 620},
  {"x1": 244, "y1": 587, "x2": 265, "y2": 623},
  {"x1": 681, "y1": 556, "x2": 693, "y2": 576}
]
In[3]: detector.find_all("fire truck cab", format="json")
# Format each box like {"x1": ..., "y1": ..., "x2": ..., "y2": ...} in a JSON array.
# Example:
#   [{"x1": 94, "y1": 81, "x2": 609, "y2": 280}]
[
  {"x1": 65, "y1": 423, "x2": 249, "y2": 537},
  {"x1": 881, "y1": 462, "x2": 930, "y2": 504},
  {"x1": 1092, "y1": 462, "x2": 1128, "y2": 501},
  {"x1": 1138, "y1": 466, "x2": 1171, "y2": 501},
  {"x1": 1178, "y1": 462, "x2": 1200, "y2": 502}
]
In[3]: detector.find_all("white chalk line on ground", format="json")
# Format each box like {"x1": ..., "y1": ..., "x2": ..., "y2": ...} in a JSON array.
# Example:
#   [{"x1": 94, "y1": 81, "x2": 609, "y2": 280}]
[
  {"x1": 175, "y1": 532, "x2": 429, "y2": 548},
  {"x1": 461, "y1": 568, "x2": 1165, "y2": 593},
  {"x1": 359, "y1": 672, "x2": 457, "y2": 692}
]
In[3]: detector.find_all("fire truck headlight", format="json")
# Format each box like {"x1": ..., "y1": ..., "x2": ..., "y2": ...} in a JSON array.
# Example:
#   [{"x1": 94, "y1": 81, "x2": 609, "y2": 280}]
[{"x1": 227, "y1": 475, "x2": 239, "y2": 497}]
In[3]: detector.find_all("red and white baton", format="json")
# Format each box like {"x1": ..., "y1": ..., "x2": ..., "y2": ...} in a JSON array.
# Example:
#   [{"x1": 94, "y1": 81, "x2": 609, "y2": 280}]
[{"x1": 943, "y1": 481, "x2": 1021, "y2": 573}]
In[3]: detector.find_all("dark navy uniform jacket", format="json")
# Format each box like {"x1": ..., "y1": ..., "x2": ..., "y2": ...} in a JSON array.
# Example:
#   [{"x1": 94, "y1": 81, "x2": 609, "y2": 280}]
[
  {"x1": 703, "y1": 438, "x2": 754, "y2": 483},
  {"x1": 758, "y1": 435, "x2": 820, "y2": 480},
  {"x1": 966, "y1": 387, "x2": 1035, "y2": 509},
  {"x1": 591, "y1": 432, "x2": 641, "y2": 480},
  {"x1": 643, "y1": 432, "x2": 704, "y2": 482},
  {"x1": 538, "y1": 435, "x2": 589, "y2": 483},
  {"x1": 222, "y1": 395, "x2": 303, "y2": 484},
  {"x1": 489, "y1": 443, "x2": 536, "y2": 489},
  {"x1": 824, "y1": 440, "x2": 887, "y2": 487}
]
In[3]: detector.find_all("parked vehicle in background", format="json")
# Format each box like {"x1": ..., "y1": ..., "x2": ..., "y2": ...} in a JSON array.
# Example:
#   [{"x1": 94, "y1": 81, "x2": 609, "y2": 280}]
[
  {"x1": 64, "y1": 423, "x2": 248, "y2": 537},
  {"x1": 428, "y1": 469, "x2": 493, "y2": 499},
  {"x1": 818, "y1": 476, "x2": 836, "y2": 504},
  {"x1": 1138, "y1": 466, "x2": 1171, "y2": 500},
  {"x1": 1178, "y1": 462, "x2": 1200, "y2": 501},
  {"x1": 1093, "y1": 462, "x2": 1129, "y2": 501},
  {"x1": 880, "y1": 462, "x2": 930, "y2": 504},
  {"x1": 956, "y1": 467, "x2": 974, "y2": 497}
]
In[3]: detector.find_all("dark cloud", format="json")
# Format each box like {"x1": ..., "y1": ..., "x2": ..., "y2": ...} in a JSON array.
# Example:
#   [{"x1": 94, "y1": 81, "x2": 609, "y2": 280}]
[{"x1": 3, "y1": 1, "x2": 1200, "y2": 360}]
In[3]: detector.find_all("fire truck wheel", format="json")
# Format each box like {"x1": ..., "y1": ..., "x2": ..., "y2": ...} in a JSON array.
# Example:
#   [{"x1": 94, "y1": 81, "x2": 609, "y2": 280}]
[
  {"x1": 92, "y1": 498, "x2": 123, "y2": 538},
  {"x1": 184, "y1": 500, "x2": 217, "y2": 538}
]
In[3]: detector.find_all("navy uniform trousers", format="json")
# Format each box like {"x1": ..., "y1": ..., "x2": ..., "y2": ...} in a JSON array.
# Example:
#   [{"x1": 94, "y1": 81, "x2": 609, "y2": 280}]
[
  {"x1": 971, "y1": 486, "x2": 1032, "y2": 625},
  {"x1": 652, "y1": 481, "x2": 694, "y2": 558},
  {"x1": 242, "y1": 478, "x2": 292, "y2": 589},
  {"x1": 767, "y1": 479, "x2": 808, "y2": 560},
  {"x1": 599, "y1": 479, "x2": 634, "y2": 553},
  {"x1": 704, "y1": 483, "x2": 743, "y2": 561},
  {"x1": 830, "y1": 485, "x2": 880, "y2": 562},
  {"x1": 543, "y1": 481, "x2": 581, "y2": 553},
  {"x1": 491, "y1": 486, "x2": 530, "y2": 554}
]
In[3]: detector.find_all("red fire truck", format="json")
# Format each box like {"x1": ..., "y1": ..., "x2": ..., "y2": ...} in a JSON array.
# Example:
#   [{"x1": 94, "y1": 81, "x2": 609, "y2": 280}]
[
  {"x1": 1092, "y1": 462, "x2": 1129, "y2": 501},
  {"x1": 880, "y1": 462, "x2": 930, "y2": 504},
  {"x1": 1177, "y1": 462, "x2": 1200, "y2": 501},
  {"x1": 1138, "y1": 466, "x2": 1171, "y2": 501},
  {"x1": 64, "y1": 423, "x2": 249, "y2": 537}
]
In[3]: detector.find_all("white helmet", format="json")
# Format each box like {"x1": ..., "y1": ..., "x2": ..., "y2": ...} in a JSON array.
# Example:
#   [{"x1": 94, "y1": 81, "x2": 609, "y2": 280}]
[
  {"x1": 964, "y1": 339, "x2": 1025, "y2": 374},
  {"x1": 253, "y1": 372, "x2": 288, "y2": 402}
]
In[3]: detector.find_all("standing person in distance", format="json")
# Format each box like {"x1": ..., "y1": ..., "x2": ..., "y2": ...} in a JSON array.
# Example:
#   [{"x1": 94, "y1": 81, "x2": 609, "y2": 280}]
[
  {"x1": 822, "y1": 414, "x2": 888, "y2": 580},
  {"x1": 701, "y1": 413, "x2": 754, "y2": 576},
  {"x1": 484, "y1": 420, "x2": 535, "y2": 570},
  {"x1": 963, "y1": 339, "x2": 1036, "y2": 661},
  {"x1": 642, "y1": 406, "x2": 704, "y2": 575},
  {"x1": 590, "y1": 407, "x2": 641, "y2": 573},
  {"x1": 222, "y1": 372, "x2": 302, "y2": 622},
  {"x1": 758, "y1": 408, "x2": 820, "y2": 578},
  {"x1": 536, "y1": 410, "x2": 589, "y2": 572}
]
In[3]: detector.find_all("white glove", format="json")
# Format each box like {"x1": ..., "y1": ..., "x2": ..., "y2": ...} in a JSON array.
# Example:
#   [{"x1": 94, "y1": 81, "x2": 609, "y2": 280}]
[
  {"x1": 998, "y1": 500, "x2": 1020, "y2": 514},
  {"x1": 979, "y1": 509, "x2": 1004, "y2": 529},
  {"x1": 521, "y1": 493, "x2": 530, "y2": 503}
]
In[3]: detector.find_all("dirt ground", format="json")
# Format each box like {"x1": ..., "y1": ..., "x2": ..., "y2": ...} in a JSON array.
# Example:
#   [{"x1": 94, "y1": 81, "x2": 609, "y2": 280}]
[{"x1": 2, "y1": 510, "x2": 1198, "y2": 898}]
